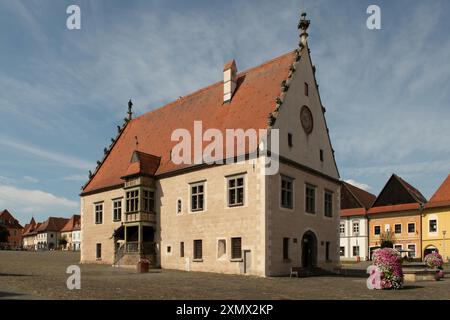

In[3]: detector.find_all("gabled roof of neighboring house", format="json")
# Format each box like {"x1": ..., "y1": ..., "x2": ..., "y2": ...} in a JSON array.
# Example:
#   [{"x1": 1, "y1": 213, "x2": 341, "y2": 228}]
[
  {"x1": 81, "y1": 50, "x2": 306, "y2": 195},
  {"x1": 368, "y1": 203, "x2": 421, "y2": 215},
  {"x1": 341, "y1": 182, "x2": 376, "y2": 210},
  {"x1": 0, "y1": 209, "x2": 23, "y2": 229},
  {"x1": 23, "y1": 220, "x2": 40, "y2": 236},
  {"x1": 36, "y1": 217, "x2": 70, "y2": 233},
  {"x1": 370, "y1": 174, "x2": 427, "y2": 210},
  {"x1": 61, "y1": 215, "x2": 81, "y2": 233},
  {"x1": 425, "y1": 174, "x2": 450, "y2": 209}
]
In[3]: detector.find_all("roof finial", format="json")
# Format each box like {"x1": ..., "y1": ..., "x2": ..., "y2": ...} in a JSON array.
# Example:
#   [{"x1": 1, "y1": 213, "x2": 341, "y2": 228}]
[
  {"x1": 298, "y1": 12, "x2": 310, "y2": 49},
  {"x1": 127, "y1": 99, "x2": 133, "y2": 120}
]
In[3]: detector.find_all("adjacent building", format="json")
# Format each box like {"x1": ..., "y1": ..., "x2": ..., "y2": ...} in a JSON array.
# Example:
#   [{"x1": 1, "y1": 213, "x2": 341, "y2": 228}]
[
  {"x1": 80, "y1": 14, "x2": 341, "y2": 277},
  {"x1": 422, "y1": 174, "x2": 450, "y2": 262},
  {"x1": 0, "y1": 209, "x2": 23, "y2": 249},
  {"x1": 61, "y1": 214, "x2": 81, "y2": 251},
  {"x1": 35, "y1": 217, "x2": 70, "y2": 250},
  {"x1": 368, "y1": 174, "x2": 427, "y2": 260},
  {"x1": 339, "y1": 182, "x2": 376, "y2": 261},
  {"x1": 22, "y1": 217, "x2": 40, "y2": 250}
]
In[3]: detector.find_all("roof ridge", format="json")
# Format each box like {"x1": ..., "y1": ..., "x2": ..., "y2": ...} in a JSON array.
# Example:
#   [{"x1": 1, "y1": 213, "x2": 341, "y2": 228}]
[{"x1": 131, "y1": 50, "x2": 297, "y2": 122}]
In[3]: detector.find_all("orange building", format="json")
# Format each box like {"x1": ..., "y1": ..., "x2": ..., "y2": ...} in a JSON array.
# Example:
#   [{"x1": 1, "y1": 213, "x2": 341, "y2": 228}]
[
  {"x1": 368, "y1": 174, "x2": 427, "y2": 260},
  {"x1": 0, "y1": 209, "x2": 23, "y2": 249}
]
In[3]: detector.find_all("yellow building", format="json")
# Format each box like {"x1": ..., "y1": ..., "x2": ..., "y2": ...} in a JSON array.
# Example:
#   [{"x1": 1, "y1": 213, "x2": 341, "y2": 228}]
[{"x1": 422, "y1": 174, "x2": 450, "y2": 262}]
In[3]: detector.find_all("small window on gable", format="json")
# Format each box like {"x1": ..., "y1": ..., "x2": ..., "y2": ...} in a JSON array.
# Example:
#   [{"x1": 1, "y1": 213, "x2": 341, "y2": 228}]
[
  {"x1": 320, "y1": 149, "x2": 324, "y2": 162},
  {"x1": 304, "y1": 82, "x2": 309, "y2": 96},
  {"x1": 288, "y1": 133, "x2": 293, "y2": 148}
]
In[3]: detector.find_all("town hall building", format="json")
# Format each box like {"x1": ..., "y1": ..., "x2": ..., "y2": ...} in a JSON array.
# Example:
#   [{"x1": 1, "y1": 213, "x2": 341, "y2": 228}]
[{"x1": 80, "y1": 13, "x2": 341, "y2": 277}]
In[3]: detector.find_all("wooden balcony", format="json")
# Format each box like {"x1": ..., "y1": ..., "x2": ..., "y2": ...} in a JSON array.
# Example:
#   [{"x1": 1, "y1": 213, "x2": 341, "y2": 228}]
[{"x1": 125, "y1": 211, "x2": 156, "y2": 223}]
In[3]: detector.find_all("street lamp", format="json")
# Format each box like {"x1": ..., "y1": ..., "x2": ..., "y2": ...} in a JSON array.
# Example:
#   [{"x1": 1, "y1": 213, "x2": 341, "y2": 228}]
[{"x1": 443, "y1": 230, "x2": 447, "y2": 262}]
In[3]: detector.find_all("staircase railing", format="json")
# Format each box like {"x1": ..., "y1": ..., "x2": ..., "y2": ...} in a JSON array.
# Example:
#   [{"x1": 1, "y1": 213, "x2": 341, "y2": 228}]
[{"x1": 113, "y1": 243, "x2": 125, "y2": 267}]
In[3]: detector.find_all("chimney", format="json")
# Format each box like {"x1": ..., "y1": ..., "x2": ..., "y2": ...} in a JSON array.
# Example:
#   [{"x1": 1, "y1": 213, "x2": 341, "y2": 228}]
[{"x1": 223, "y1": 59, "x2": 237, "y2": 103}]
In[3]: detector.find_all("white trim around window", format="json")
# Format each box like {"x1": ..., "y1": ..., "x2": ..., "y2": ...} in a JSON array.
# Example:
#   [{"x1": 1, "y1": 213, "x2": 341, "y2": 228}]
[{"x1": 407, "y1": 243, "x2": 417, "y2": 258}]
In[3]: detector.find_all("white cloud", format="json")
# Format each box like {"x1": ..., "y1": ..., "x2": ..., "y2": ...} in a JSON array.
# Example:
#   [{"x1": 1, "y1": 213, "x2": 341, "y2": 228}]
[
  {"x1": 61, "y1": 174, "x2": 87, "y2": 182},
  {"x1": 344, "y1": 179, "x2": 372, "y2": 192},
  {"x1": 0, "y1": 185, "x2": 78, "y2": 224},
  {"x1": 23, "y1": 176, "x2": 39, "y2": 183},
  {"x1": 0, "y1": 135, "x2": 92, "y2": 170}
]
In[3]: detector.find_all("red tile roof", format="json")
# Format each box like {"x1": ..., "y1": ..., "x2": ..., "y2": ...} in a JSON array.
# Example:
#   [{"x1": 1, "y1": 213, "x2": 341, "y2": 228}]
[
  {"x1": 0, "y1": 210, "x2": 23, "y2": 229},
  {"x1": 395, "y1": 174, "x2": 427, "y2": 204},
  {"x1": 425, "y1": 174, "x2": 450, "y2": 209},
  {"x1": 341, "y1": 207, "x2": 366, "y2": 217},
  {"x1": 61, "y1": 214, "x2": 81, "y2": 233},
  {"x1": 36, "y1": 217, "x2": 70, "y2": 233},
  {"x1": 341, "y1": 181, "x2": 376, "y2": 210},
  {"x1": 82, "y1": 50, "x2": 297, "y2": 194},
  {"x1": 122, "y1": 151, "x2": 161, "y2": 178},
  {"x1": 367, "y1": 203, "x2": 421, "y2": 215}
]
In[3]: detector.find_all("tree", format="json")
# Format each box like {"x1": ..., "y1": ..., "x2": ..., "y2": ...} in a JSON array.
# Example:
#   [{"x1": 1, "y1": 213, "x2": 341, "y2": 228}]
[
  {"x1": 58, "y1": 237, "x2": 68, "y2": 249},
  {"x1": 380, "y1": 230, "x2": 395, "y2": 248},
  {"x1": 0, "y1": 225, "x2": 9, "y2": 243}
]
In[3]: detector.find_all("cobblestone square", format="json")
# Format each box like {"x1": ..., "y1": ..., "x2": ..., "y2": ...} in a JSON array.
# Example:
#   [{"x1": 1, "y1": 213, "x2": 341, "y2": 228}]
[{"x1": 1, "y1": 251, "x2": 449, "y2": 300}]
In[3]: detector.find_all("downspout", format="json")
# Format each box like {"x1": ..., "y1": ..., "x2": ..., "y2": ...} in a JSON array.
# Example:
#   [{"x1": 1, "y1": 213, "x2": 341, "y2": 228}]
[{"x1": 419, "y1": 203, "x2": 424, "y2": 261}]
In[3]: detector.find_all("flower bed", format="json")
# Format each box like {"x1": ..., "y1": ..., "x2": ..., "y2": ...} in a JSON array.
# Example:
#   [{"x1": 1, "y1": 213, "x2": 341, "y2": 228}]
[
  {"x1": 372, "y1": 248, "x2": 404, "y2": 290},
  {"x1": 424, "y1": 252, "x2": 443, "y2": 269}
]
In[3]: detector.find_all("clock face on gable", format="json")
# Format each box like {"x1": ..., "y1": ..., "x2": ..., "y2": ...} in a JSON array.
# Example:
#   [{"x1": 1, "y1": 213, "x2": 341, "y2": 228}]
[{"x1": 300, "y1": 105, "x2": 313, "y2": 134}]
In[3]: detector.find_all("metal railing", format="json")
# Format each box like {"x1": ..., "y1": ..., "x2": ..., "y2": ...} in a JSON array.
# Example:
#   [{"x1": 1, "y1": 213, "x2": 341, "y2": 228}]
[{"x1": 125, "y1": 242, "x2": 156, "y2": 255}]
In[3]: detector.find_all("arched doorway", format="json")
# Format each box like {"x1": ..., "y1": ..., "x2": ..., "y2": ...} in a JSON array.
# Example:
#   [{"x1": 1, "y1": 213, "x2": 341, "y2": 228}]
[
  {"x1": 301, "y1": 230, "x2": 318, "y2": 268},
  {"x1": 424, "y1": 245, "x2": 438, "y2": 258}
]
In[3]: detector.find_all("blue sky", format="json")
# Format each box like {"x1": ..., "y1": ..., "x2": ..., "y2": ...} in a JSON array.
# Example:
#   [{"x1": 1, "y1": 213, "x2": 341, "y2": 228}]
[{"x1": 0, "y1": 0, "x2": 449, "y2": 225}]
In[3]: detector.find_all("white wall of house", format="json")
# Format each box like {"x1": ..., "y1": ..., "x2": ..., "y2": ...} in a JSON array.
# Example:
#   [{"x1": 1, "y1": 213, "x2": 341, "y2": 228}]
[{"x1": 339, "y1": 216, "x2": 369, "y2": 261}]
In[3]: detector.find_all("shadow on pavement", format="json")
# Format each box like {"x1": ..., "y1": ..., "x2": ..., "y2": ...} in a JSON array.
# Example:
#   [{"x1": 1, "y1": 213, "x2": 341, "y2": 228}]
[
  {"x1": 0, "y1": 291, "x2": 25, "y2": 298},
  {"x1": 0, "y1": 273, "x2": 30, "y2": 277}
]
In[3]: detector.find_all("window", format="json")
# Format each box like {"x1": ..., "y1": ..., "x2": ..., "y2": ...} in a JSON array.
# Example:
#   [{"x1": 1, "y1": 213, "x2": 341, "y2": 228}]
[
  {"x1": 326, "y1": 241, "x2": 330, "y2": 261},
  {"x1": 228, "y1": 176, "x2": 244, "y2": 207},
  {"x1": 324, "y1": 191, "x2": 333, "y2": 217},
  {"x1": 177, "y1": 199, "x2": 182, "y2": 214},
  {"x1": 231, "y1": 237, "x2": 242, "y2": 259},
  {"x1": 167, "y1": 246, "x2": 171, "y2": 254},
  {"x1": 143, "y1": 190, "x2": 155, "y2": 213},
  {"x1": 320, "y1": 149, "x2": 324, "y2": 162},
  {"x1": 113, "y1": 199, "x2": 122, "y2": 222},
  {"x1": 95, "y1": 203, "x2": 103, "y2": 224},
  {"x1": 353, "y1": 221, "x2": 360, "y2": 235},
  {"x1": 374, "y1": 225, "x2": 381, "y2": 235},
  {"x1": 408, "y1": 223, "x2": 415, "y2": 233},
  {"x1": 305, "y1": 184, "x2": 316, "y2": 213},
  {"x1": 193, "y1": 240, "x2": 202, "y2": 260},
  {"x1": 429, "y1": 219, "x2": 437, "y2": 233},
  {"x1": 395, "y1": 224, "x2": 402, "y2": 234},
  {"x1": 288, "y1": 133, "x2": 293, "y2": 148},
  {"x1": 408, "y1": 244, "x2": 416, "y2": 258},
  {"x1": 126, "y1": 189, "x2": 139, "y2": 213},
  {"x1": 180, "y1": 242, "x2": 184, "y2": 258},
  {"x1": 191, "y1": 183, "x2": 205, "y2": 211},
  {"x1": 217, "y1": 239, "x2": 226, "y2": 259},
  {"x1": 339, "y1": 223, "x2": 345, "y2": 235},
  {"x1": 394, "y1": 244, "x2": 403, "y2": 251},
  {"x1": 352, "y1": 246, "x2": 360, "y2": 257},
  {"x1": 283, "y1": 238, "x2": 289, "y2": 260},
  {"x1": 96, "y1": 243, "x2": 102, "y2": 259},
  {"x1": 281, "y1": 176, "x2": 294, "y2": 209},
  {"x1": 304, "y1": 82, "x2": 309, "y2": 96},
  {"x1": 339, "y1": 246, "x2": 345, "y2": 257}
]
